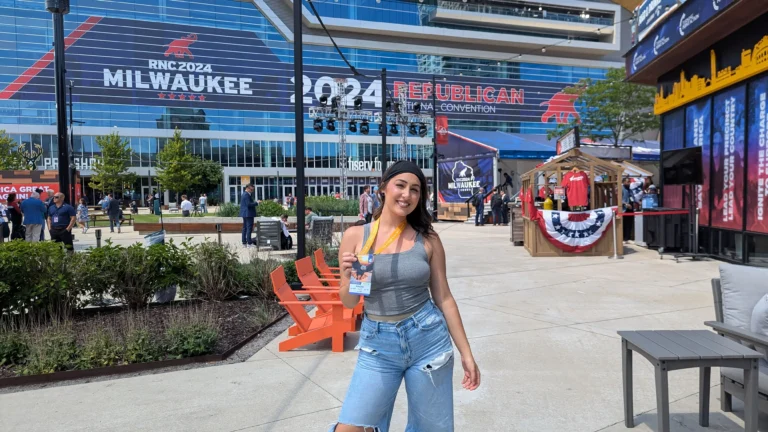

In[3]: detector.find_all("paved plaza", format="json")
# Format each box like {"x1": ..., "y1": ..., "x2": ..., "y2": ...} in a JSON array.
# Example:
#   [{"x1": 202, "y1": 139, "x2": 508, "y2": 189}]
[{"x1": 1, "y1": 222, "x2": 763, "y2": 432}]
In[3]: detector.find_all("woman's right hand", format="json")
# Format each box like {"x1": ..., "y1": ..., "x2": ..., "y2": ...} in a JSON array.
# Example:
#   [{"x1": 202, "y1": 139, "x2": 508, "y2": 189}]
[{"x1": 340, "y1": 252, "x2": 358, "y2": 280}]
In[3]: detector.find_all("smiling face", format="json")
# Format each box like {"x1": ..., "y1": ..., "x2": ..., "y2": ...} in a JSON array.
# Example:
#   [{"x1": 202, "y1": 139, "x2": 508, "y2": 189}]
[{"x1": 382, "y1": 173, "x2": 422, "y2": 217}]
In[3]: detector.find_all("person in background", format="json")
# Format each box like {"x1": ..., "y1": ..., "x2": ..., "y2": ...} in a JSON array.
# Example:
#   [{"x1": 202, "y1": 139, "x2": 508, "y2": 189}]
[
  {"x1": 622, "y1": 177, "x2": 635, "y2": 242},
  {"x1": 199, "y1": 193, "x2": 208, "y2": 213},
  {"x1": 285, "y1": 193, "x2": 295, "y2": 211},
  {"x1": 279, "y1": 214, "x2": 293, "y2": 250},
  {"x1": 371, "y1": 186, "x2": 381, "y2": 213},
  {"x1": 107, "y1": 193, "x2": 121, "y2": 233},
  {"x1": 359, "y1": 185, "x2": 372, "y2": 223},
  {"x1": 490, "y1": 188, "x2": 503, "y2": 226},
  {"x1": 0, "y1": 200, "x2": 8, "y2": 243},
  {"x1": 180, "y1": 195, "x2": 193, "y2": 217},
  {"x1": 99, "y1": 194, "x2": 110, "y2": 214},
  {"x1": 305, "y1": 206, "x2": 318, "y2": 230},
  {"x1": 36, "y1": 189, "x2": 54, "y2": 241},
  {"x1": 6, "y1": 193, "x2": 23, "y2": 240},
  {"x1": 130, "y1": 200, "x2": 138, "y2": 214},
  {"x1": 473, "y1": 188, "x2": 485, "y2": 227},
  {"x1": 501, "y1": 189, "x2": 511, "y2": 225},
  {"x1": 47, "y1": 192, "x2": 77, "y2": 251},
  {"x1": 76, "y1": 198, "x2": 89, "y2": 234},
  {"x1": 20, "y1": 191, "x2": 46, "y2": 242},
  {"x1": 239, "y1": 184, "x2": 257, "y2": 248},
  {"x1": 502, "y1": 172, "x2": 514, "y2": 194}
]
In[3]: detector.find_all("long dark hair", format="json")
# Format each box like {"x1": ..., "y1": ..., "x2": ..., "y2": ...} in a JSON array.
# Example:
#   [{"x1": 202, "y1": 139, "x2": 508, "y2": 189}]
[{"x1": 373, "y1": 161, "x2": 434, "y2": 238}]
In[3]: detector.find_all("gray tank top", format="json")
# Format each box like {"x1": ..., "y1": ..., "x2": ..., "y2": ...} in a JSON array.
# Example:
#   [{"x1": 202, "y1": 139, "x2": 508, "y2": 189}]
[{"x1": 360, "y1": 223, "x2": 431, "y2": 316}]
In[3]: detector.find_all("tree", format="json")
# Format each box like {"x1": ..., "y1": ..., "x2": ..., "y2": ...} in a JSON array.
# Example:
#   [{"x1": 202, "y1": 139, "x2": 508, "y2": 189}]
[
  {"x1": 89, "y1": 132, "x2": 136, "y2": 194},
  {"x1": 188, "y1": 157, "x2": 223, "y2": 196},
  {"x1": 546, "y1": 67, "x2": 659, "y2": 146},
  {"x1": 155, "y1": 129, "x2": 195, "y2": 199},
  {"x1": 0, "y1": 130, "x2": 25, "y2": 170}
]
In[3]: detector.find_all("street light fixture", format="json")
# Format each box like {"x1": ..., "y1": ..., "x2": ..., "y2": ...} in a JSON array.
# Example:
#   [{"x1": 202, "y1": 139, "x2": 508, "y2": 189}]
[{"x1": 46, "y1": 0, "x2": 71, "y2": 203}]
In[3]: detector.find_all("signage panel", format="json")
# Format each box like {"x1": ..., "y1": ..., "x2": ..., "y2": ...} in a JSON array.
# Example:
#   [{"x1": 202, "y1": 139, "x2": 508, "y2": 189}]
[
  {"x1": 711, "y1": 85, "x2": 745, "y2": 231},
  {"x1": 437, "y1": 157, "x2": 494, "y2": 203},
  {"x1": 685, "y1": 98, "x2": 712, "y2": 226}
]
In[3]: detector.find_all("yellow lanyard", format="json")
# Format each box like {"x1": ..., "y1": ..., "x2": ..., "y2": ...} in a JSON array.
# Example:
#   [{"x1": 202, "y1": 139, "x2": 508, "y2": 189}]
[{"x1": 360, "y1": 219, "x2": 408, "y2": 255}]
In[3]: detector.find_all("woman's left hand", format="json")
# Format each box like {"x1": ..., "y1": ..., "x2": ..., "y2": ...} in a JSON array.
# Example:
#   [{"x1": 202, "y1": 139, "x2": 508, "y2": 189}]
[{"x1": 461, "y1": 355, "x2": 481, "y2": 391}]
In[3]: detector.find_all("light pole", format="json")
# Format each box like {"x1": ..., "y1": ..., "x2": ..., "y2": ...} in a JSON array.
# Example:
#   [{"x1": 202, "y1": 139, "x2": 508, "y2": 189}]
[
  {"x1": 46, "y1": 0, "x2": 71, "y2": 203},
  {"x1": 294, "y1": 0, "x2": 306, "y2": 258},
  {"x1": 432, "y1": 74, "x2": 438, "y2": 220},
  {"x1": 381, "y1": 68, "x2": 387, "y2": 177}
]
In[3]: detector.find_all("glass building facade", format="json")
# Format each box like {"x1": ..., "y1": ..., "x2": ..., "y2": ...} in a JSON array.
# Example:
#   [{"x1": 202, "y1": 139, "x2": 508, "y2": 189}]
[{"x1": 0, "y1": 0, "x2": 612, "y2": 203}]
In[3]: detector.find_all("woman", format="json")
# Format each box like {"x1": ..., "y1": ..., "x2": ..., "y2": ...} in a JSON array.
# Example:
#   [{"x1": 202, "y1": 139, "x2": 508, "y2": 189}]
[
  {"x1": 76, "y1": 198, "x2": 89, "y2": 234},
  {"x1": 6, "y1": 193, "x2": 23, "y2": 240},
  {"x1": 330, "y1": 161, "x2": 480, "y2": 432}
]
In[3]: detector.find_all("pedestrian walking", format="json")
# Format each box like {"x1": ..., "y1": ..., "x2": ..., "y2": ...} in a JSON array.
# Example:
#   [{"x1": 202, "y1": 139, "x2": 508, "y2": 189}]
[
  {"x1": 490, "y1": 188, "x2": 503, "y2": 226},
  {"x1": 107, "y1": 193, "x2": 121, "y2": 233},
  {"x1": 20, "y1": 191, "x2": 47, "y2": 242},
  {"x1": 330, "y1": 160, "x2": 480, "y2": 432},
  {"x1": 371, "y1": 186, "x2": 381, "y2": 213},
  {"x1": 359, "y1": 185, "x2": 372, "y2": 223},
  {"x1": 239, "y1": 184, "x2": 257, "y2": 248},
  {"x1": 40, "y1": 189, "x2": 54, "y2": 241},
  {"x1": 76, "y1": 198, "x2": 89, "y2": 233},
  {"x1": 286, "y1": 193, "x2": 295, "y2": 210},
  {"x1": 199, "y1": 193, "x2": 208, "y2": 213},
  {"x1": 180, "y1": 195, "x2": 193, "y2": 217},
  {"x1": 47, "y1": 192, "x2": 76, "y2": 251}
]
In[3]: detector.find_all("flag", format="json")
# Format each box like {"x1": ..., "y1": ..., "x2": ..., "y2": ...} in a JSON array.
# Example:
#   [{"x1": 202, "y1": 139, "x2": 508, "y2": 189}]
[{"x1": 536, "y1": 207, "x2": 614, "y2": 253}]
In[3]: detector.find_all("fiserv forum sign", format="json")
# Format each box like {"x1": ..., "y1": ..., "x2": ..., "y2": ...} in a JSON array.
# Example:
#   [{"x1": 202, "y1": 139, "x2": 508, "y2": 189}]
[{"x1": 0, "y1": 17, "x2": 579, "y2": 125}]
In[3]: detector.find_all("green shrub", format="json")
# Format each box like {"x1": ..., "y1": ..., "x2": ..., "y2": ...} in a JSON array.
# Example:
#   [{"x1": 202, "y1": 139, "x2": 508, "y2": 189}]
[
  {"x1": 0, "y1": 241, "x2": 78, "y2": 318},
  {"x1": 282, "y1": 260, "x2": 300, "y2": 285},
  {"x1": 77, "y1": 329, "x2": 123, "y2": 369},
  {"x1": 109, "y1": 241, "x2": 192, "y2": 309},
  {"x1": 165, "y1": 309, "x2": 218, "y2": 358},
  {"x1": 257, "y1": 200, "x2": 286, "y2": 217},
  {"x1": 308, "y1": 196, "x2": 359, "y2": 217},
  {"x1": 237, "y1": 258, "x2": 281, "y2": 300},
  {"x1": 0, "y1": 330, "x2": 28, "y2": 366},
  {"x1": 22, "y1": 323, "x2": 78, "y2": 375},
  {"x1": 125, "y1": 328, "x2": 162, "y2": 364},
  {"x1": 183, "y1": 243, "x2": 241, "y2": 301},
  {"x1": 216, "y1": 202, "x2": 239, "y2": 217}
]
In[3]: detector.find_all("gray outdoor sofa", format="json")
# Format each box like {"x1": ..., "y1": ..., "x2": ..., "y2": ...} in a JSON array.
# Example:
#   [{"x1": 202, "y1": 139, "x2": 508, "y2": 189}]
[{"x1": 706, "y1": 264, "x2": 768, "y2": 413}]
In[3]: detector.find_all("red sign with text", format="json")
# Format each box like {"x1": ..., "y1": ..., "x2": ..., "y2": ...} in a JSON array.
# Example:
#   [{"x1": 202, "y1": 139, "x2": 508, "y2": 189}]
[
  {"x1": 436, "y1": 115, "x2": 449, "y2": 145},
  {"x1": 0, "y1": 184, "x2": 58, "y2": 201}
]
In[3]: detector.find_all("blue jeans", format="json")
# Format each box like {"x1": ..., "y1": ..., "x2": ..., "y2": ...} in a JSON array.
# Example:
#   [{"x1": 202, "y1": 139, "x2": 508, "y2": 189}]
[
  {"x1": 200, "y1": 204, "x2": 207, "y2": 213},
  {"x1": 242, "y1": 216, "x2": 254, "y2": 245},
  {"x1": 109, "y1": 216, "x2": 120, "y2": 232},
  {"x1": 330, "y1": 301, "x2": 454, "y2": 432},
  {"x1": 475, "y1": 204, "x2": 484, "y2": 225}
]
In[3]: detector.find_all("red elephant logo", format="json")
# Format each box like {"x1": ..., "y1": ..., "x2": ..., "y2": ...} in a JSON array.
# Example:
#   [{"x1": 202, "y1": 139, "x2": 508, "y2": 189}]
[
  {"x1": 164, "y1": 33, "x2": 197, "y2": 59},
  {"x1": 540, "y1": 92, "x2": 580, "y2": 124}
]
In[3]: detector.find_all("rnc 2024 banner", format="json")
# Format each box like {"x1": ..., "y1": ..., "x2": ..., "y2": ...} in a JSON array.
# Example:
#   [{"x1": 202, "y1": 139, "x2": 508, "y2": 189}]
[
  {"x1": 686, "y1": 98, "x2": 711, "y2": 226},
  {"x1": 437, "y1": 157, "x2": 494, "y2": 203},
  {"x1": 711, "y1": 85, "x2": 745, "y2": 231},
  {"x1": 747, "y1": 76, "x2": 768, "y2": 234},
  {"x1": 0, "y1": 16, "x2": 581, "y2": 126}
]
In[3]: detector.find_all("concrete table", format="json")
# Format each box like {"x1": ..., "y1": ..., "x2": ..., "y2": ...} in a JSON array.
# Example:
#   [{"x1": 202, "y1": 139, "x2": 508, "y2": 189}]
[{"x1": 618, "y1": 330, "x2": 762, "y2": 432}]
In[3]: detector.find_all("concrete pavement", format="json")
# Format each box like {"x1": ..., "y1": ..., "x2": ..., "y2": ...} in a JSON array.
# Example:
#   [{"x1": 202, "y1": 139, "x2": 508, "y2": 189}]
[{"x1": 1, "y1": 222, "x2": 764, "y2": 431}]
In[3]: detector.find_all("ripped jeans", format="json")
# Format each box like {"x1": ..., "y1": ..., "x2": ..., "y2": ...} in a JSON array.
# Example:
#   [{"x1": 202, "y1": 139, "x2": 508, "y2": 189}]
[{"x1": 329, "y1": 300, "x2": 454, "y2": 432}]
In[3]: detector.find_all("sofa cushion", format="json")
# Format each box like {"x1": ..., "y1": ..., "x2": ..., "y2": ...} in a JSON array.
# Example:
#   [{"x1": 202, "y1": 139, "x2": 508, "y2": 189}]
[
  {"x1": 752, "y1": 294, "x2": 768, "y2": 358},
  {"x1": 721, "y1": 359, "x2": 768, "y2": 395},
  {"x1": 720, "y1": 263, "x2": 768, "y2": 330}
]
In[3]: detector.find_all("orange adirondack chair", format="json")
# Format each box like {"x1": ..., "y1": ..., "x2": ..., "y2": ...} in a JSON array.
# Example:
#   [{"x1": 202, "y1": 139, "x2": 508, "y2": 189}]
[
  {"x1": 294, "y1": 257, "x2": 360, "y2": 333},
  {"x1": 314, "y1": 249, "x2": 340, "y2": 279},
  {"x1": 271, "y1": 266, "x2": 349, "y2": 352}
]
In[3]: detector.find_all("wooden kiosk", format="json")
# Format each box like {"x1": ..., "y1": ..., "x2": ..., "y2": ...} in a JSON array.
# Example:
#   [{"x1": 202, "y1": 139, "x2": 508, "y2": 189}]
[{"x1": 521, "y1": 149, "x2": 624, "y2": 257}]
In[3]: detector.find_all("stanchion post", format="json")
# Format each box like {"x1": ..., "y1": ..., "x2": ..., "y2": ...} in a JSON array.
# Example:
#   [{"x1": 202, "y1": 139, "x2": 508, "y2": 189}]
[
  {"x1": 609, "y1": 212, "x2": 622, "y2": 260},
  {"x1": 216, "y1": 223, "x2": 222, "y2": 245},
  {"x1": 95, "y1": 229, "x2": 102, "y2": 248}
]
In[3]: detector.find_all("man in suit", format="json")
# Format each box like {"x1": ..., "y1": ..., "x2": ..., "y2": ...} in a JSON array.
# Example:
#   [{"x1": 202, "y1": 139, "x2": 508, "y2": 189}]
[
  {"x1": 239, "y1": 184, "x2": 258, "y2": 248},
  {"x1": 107, "y1": 193, "x2": 122, "y2": 233}
]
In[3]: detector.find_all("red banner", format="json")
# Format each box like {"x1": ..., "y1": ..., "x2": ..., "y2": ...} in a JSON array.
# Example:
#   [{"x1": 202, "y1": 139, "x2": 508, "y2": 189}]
[
  {"x1": 0, "y1": 184, "x2": 58, "y2": 201},
  {"x1": 436, "y1": 115, "x2": 449, "y2": 145}
]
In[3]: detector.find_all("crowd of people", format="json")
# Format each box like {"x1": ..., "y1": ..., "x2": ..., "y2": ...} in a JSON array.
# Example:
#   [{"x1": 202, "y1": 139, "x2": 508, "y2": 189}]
[
  {"x1": 471, "y1": 186, "x2": 512, "y2": 227},
  {"x1": 0, "y1": 190, "x2": 78, "y2": 250}
]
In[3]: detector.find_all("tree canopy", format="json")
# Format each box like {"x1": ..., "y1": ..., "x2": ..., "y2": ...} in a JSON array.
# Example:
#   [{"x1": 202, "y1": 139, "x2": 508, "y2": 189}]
[
  {"x1": 547, "y1": 67, "x2": 659, "y2": 146},
  {"x1": 0, "y1": 130, "x2": 25, "y2": 170},
  {"x1": 155, "y1": 129, "x2": 196, "y2": 196},
  {"x1": 89, "y1": 132, "x2": 136, "y2": 193}
]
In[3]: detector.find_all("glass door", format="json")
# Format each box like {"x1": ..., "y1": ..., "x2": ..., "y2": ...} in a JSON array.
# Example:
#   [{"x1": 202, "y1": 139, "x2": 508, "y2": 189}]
[
  {"x1": 307, "y1": 185, "x2": 318, "y2": 196},
  {"x1": 254, "y1": 186, "x2": 264, "y2": 202},
  {"x1": 321, "y1": 185, "x2": 330, "y2": 196},
  {"x1": 282, "y1": 186, "x2": 295, "y2": 203},
  {"x1": 229, "y1": 185, "x2": 243, "y2": 204}
]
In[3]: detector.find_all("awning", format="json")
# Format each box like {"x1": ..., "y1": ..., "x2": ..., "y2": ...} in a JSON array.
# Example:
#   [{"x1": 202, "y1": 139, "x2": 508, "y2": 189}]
[{"x1": 444, "y1": 129, "x2": 660, "y2": 161}]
